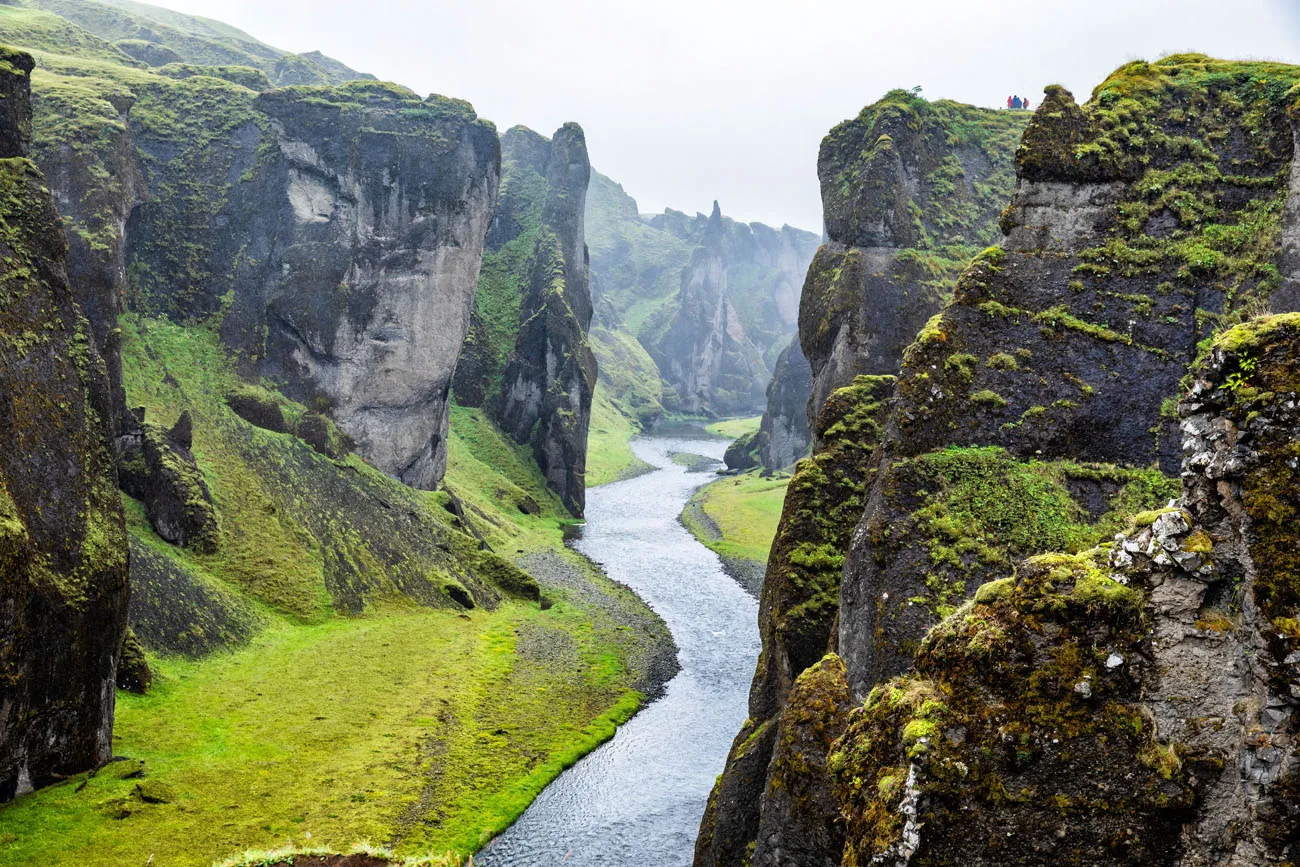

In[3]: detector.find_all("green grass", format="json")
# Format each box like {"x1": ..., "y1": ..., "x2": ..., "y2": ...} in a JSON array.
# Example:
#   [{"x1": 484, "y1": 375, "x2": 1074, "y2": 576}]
[
  {"x1": 0, "y1": 318, "x2": 659, "y2": 864},
  {"x1": 585, "y1": 388, "x2": 653, "y2": 487},
  {"x1": 681, "y1": 470, "x2": 790, "y2": 565},
  {"x1": 0, "y1": 600, "x2": 637, "y2": 866},
  {"x1": 705, "y1": 415, "x2": 762, "y2": 440}
]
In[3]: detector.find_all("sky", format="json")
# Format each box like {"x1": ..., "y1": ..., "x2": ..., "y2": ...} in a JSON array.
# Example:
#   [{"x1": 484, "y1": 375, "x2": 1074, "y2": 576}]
[{"x1": 147, "y1": 0, "x2": 1299, "y2": 232}]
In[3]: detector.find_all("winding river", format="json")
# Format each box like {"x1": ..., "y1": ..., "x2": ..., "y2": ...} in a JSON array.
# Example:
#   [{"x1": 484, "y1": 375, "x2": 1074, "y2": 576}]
[{"x1": 478, "y1": 433, "x2": 761, "y2": 866}]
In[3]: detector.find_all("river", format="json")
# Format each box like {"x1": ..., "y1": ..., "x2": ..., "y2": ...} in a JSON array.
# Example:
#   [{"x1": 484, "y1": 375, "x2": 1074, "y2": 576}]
[{"x1": 478, "y1": 433, "x2": 761, "y2": 866}]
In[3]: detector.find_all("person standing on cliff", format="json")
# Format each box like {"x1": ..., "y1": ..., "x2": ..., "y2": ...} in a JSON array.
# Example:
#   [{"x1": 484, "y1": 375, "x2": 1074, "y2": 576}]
[
  {"x1": 1012, "y1": 95, "x2": 1021, "y2": 109},
  {"x1": 1023, "y1": 97, "x2": 1030, "y2": 110},
  {"x1": 1007, "y1": 94, "x2": 1013, "y2": 109}
]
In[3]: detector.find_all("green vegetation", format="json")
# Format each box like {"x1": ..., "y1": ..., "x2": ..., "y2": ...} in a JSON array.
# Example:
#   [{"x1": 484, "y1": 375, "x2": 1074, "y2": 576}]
[
  {"x1": 680, "y1": 470, "x2": 790, "y2": 566},
  {"x1": 0, "y1": 602, "x2": 637, "y2": 866},
  {"x1": 706, "y1": 415, "x2": 762, "y2": 440},
  {"x1": 0, "y1": 315, "x2": 657, "y2": 864},
  {"x1": 24, "y1": 0, "x2": 371, "y2": 85},
  {"x1": 892, "y1": 446, "x2": 1177, "y2": 617}
]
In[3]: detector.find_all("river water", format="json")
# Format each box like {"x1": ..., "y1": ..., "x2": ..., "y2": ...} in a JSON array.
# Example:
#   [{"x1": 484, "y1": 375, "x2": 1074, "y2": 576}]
[{"x1": 478, "y1": 434, "x2": 761, "y2": 866}]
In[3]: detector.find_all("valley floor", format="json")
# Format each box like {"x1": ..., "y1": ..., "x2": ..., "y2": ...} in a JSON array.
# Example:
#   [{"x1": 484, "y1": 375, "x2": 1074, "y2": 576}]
[
  {"x1": 677, "y1": 418, "x2": 792, "y2": 595},
  {"x1": 0, "y1": 322, "x2": 673, "y2": 867}
]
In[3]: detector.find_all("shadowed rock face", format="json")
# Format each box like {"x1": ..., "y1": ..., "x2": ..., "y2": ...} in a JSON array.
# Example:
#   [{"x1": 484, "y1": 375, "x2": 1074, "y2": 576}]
[
  {"x1": 31, "y1": 73, "x2": 501, "y2": 492},
  {"x1": 0, "y1": 47, "x2": 128, "y2": 802},
  {"x1": 799, "y1": 91, "x2": 1028, "y2": 432},
  {"x1": 697, "y1": 91, "x2": 1023, "y2": 867},
  {"x1": 841, "y1": 60, "x2": 1300, "y2": 701},
  {"x1": 489, "y1": 123, "x2": 596, "y2": 517},
  {"x1": 832, "y1": 315, "x2": 1300, "y2": 867},
  {"x1": 757, "y1": 336, "x2": 813, "y2": 471}
]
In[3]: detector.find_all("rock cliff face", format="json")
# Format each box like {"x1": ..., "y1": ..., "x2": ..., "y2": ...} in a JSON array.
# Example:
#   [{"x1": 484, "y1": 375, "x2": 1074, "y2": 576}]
[
  {"x1": 583, "y1": 174, "x2": 819, "y2": 422},
  {"x1": 235, "y1": 84, "x2": 500, "y2": 489},
  {"x1": 832, "y1": 314, "x2": 1300, "y2": 866},
  {"x1": 756, "y1": 336, "x2": 813, "y2": 470},
  {"x1": 697, "y1": 91, "x2": 1024, "y2": 867},
  {"x1": 702, "y1": 56, "x2": 1300, "y2": 867},
  {"x1": 654, "y1": 202, "x2": 819, "y2": 416},
  {"x1": 496, "y1": 125, "x2": 595, "y2": 516},
  {"x1": 800, "y1": 91, "x2": 1027, "y2": 434},
  {"x1": 27, "y1": 54, "x2": 501, "y2": 491},
  {"x1": 454, "y1": 124, "x2": 595, "y2": 516},
  {"x1": 0, "y1": 47, "x2": 129, "y2": 801},
  {"x1": 840, "y1": 57, "x2": 1300, "y2": 700}
]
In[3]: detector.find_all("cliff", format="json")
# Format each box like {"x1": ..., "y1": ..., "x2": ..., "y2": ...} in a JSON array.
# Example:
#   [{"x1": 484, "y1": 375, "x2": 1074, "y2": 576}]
[
  {"x1": 756, "y1": 336, "x2": 813, "y2": 470},
  {"x1": 653, "y1": 202, "x2": 819, "y2": 416},
  {"x1": 18, "y1": 12, "x2": 502, "y2": 491},
  {"x1": 832, "y1": 314, "x2": 1300, "y2": 866},
  {"x1": 697, "y1": 92, "x2": 1024, "y2": 866},
  {"x1": 0, "y1": 46, "x2": 129, "y2": 801},
  {"x1": 840, "y1": 56, "x2": 1300, "y2": 699},
  {"x1": 800, "y1": 90, "x2": 1028, "y2": 432},
  {"x1": 455, "y1": 123, "x2": 596, "y2": 516},
  {"x1": 703, "y1": 55, "x2": 1300, "y2": 867},
  {"x1": 584, "y1": 173, "x2": 819, "y2": 421}
]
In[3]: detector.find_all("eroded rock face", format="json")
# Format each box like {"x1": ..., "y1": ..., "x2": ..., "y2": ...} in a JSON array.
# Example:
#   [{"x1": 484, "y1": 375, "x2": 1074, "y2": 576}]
[
  {"x1": 697, "y1": 376, "x2": 895, "y2": 866},
  {"x1": 31, "y1": 75, "x2": 500, "y2": 492},
  {"x1": 830, "y1": 314, "x2": 1300, "y2": 867},
  {"x1": 698, "y1": 90, "x2": 1023, "y2": 867},
  {"x1": 491, "y1": 124, "x2": 596, "y2": 517},
  {"x1": 246, "y1": 85, "x2": 501, "y2": 490},
  {"x1": 841, "y1": 61, "x2": 1300, "y2": 701},
  {"x1": 757, "y1": 336, "x2": 813, "y2": 470},
  {"x1": 0, "y1": 48, "x2": 129, "y2": 801},
  {"x1": 800, "y1": 91, "x2": 1027, "y2": 431},
  {"x1": 655, "y1": 202, "x2": 771, "y2": 416}
]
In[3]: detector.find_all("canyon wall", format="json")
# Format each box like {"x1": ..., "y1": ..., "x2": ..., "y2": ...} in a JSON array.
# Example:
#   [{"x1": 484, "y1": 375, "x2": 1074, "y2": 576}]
[
  {"x1": 0, "y1": 47, "x2": 129, "y2": 802},
  {"x1": 696, "y1": 91, "x2": 1024, "y2": 866}
]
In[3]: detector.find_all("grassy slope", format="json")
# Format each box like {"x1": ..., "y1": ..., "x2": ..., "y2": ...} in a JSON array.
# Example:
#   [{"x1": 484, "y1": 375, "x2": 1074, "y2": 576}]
[
  {"x1": 681, "y1": 470, "x2": 791, "y2": 566},
  {"x1": 0, "y1": 319, "x2": 656, "y2": 866},
  {"x1": 705, "y1": 415, "x2": 762, "y2": 440}
]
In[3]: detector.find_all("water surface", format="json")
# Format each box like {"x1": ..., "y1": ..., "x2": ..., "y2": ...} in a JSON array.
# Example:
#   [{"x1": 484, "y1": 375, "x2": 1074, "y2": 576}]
[{"x1": 478, "y1": 435, "x2": 759, "y2": 866}]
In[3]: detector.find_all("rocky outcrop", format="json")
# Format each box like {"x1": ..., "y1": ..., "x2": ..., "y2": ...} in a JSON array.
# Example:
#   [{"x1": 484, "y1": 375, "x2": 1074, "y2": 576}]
[
  {"x1": 698, "y1": 91, "x2": 1024, "y2": 867},
  {"x1": 0, "y1": 46, "x2": 129, "y2": 801},
  {"x1": 28, "y1": 63, "x2": 501, "y2": 492},
  {"x1": 459, "y1": 124, "x2": 595, "y2": 516},
  {"x1": 583, "y1": 173, "x2": 817, "y2": 426},
  {"x1": 654, "y1": 203, "x2": 817, "y2": 416},
  {"x1": 696, "y1": 375, "x2": 895, "y2": 866},
  {"x1": 235, "y1": 84, "x2": 500, "y2": 490},
  {"x1": 117, "y1": 410, "x2": 219, "y2": 552},
  {"x1": 840, "y1": 58, "x2": 1300, "y2": 701},
  {"x1": 800, "y1": 91, "x2": 1027, "y2": 434},
  {"x1": 757, "y1": 337, "x2": 813, "y2": 470},
  {"x1": 831, "y1": 313, "x2": 1300, "y2": 866}
]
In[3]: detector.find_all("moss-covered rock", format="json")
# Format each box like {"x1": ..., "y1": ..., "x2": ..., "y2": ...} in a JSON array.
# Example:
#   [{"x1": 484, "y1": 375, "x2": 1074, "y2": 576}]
[
  {"x1": 830, "y1": 312, "x2": 1300, "y2": 865},
  {"x1": 0, "y1": 49, "x2": 128, "y2": 801},
  {"x1": 118, "y1": 412, "x2": 219, "y2": 553},
  {"x1": 801, "y1": 92, "x2": 1028, "y2": 420},
  {"x1": 840, "y1": 56, "x2": 1300, "y2": 701},
  {"x1": 752, "y1": 654, "x2": 853, "y2": 867},
  {"x1": 491, "y1": 124, "x2": 597, "y2": 517},
  {"x1": 698, "y1": 375, "x2": 895, "y2": 864}
]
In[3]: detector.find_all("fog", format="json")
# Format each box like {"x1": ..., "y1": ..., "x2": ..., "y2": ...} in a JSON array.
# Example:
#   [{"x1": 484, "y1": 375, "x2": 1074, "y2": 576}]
[{"x1": 150, "y1": 0, "x2": 1299, "y2": 231}]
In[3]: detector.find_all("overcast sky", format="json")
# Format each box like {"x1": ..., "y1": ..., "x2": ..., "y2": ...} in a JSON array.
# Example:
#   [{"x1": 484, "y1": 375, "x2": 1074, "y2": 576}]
[{"x1": 150, "y1": 0, "x2": 1299, "y2": 232}]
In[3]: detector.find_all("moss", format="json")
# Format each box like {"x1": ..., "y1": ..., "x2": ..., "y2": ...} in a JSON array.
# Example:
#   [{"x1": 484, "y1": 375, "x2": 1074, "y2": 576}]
[
  {"x1": 986, "y1": 352, "x2": 1018, "y2": 371},
  {"x1": 969, "y1": 389, "x2": 1008, "y2": 408}
]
